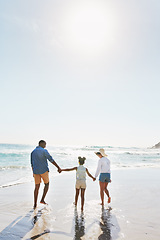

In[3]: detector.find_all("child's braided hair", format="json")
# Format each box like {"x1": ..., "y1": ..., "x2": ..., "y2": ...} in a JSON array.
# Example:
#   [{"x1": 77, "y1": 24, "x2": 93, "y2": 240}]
[{"x1": 78, "y1": 156, "x2": 86, "y2": 165}]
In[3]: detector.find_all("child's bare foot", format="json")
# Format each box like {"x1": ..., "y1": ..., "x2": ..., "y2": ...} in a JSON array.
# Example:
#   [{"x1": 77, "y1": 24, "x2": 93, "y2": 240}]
[
  {"x1": 99, "y1": 203, "x2": 104, "y2": 206},
  {"x1": 40, "y1": 201, "x2": 48, "y2": 205},
  {"x1": 108, "y1": 197, "x2": 111, "y2": 203}
]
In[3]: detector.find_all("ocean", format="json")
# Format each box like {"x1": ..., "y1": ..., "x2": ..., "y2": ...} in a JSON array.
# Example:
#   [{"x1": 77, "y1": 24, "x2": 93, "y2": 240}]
[{"x1": 0, "y1": 143, "x2": 160, "y2": 188}]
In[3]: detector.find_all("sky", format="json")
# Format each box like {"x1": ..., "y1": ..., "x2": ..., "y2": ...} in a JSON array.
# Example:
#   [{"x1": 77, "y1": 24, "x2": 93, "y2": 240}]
[{"x1": 0, "y1": 0, "x2": 160, "y2": 147}]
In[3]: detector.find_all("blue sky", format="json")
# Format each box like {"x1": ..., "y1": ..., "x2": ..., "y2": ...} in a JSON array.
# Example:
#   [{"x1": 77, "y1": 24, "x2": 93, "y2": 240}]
[{"x1": 0, "y1": 0, "x2": 160, "y2": 147}]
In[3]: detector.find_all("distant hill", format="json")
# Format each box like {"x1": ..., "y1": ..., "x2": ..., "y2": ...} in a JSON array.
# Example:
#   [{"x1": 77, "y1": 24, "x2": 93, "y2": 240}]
[{"x1": 152, "y1": 142, "x2": 160, "y2": 149}]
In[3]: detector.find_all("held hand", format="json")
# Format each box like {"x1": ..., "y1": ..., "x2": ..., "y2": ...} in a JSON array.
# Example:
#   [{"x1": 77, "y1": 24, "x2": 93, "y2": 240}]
[
  {"x1": 58, "y1": 167, "x2": 62, "y2": 173},
  {"x1": 93, "y1": 177, "x2": 96, "y2": 181}
]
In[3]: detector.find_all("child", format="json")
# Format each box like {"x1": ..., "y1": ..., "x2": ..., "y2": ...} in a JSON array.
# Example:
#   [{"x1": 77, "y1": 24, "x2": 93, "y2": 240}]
[{"x1": 61, "y1": 156, "x2": 96, "y2": 211}]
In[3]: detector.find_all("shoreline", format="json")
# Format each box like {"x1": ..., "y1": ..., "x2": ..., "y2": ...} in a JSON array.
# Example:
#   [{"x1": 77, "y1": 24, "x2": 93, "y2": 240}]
[
  {"x1": 0, "y1": 168, "x2": 160, "y2": 239},
  {"x1": 1, "y1": 166, "x2": 160, "y2": 190}
]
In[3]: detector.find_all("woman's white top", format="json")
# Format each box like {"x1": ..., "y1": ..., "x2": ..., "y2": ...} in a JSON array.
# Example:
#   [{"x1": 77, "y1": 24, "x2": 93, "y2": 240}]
[
  {"x1": 95, "y1": 157, "x2": 111, "y2": 178},
  {"x1": 76, "y1": 165, "x2": 86, "y2": 180}
]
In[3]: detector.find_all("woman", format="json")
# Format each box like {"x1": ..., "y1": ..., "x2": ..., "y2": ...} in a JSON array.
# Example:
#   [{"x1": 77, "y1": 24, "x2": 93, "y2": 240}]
[{"x1": 95, "y1": 148, "x2": 111, "y2": 205}]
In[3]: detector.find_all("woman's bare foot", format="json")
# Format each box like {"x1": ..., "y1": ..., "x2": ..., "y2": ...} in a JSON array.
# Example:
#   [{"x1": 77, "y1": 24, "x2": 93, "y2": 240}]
[{"x1": 40, "y1": 201, "x2": 48, "y2": 205}]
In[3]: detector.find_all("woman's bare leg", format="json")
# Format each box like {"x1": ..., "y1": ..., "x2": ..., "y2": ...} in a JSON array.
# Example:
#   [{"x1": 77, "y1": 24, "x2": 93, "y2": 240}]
[
  {"x1": 104, "y1": 182, "x2": 111, "y2": 203},
  {"x1": 104, "y1": 182, "x2": 109, "y2": 197},
  {"x1": 99, "y1": 181, "x2": 105, "y2": 205}
]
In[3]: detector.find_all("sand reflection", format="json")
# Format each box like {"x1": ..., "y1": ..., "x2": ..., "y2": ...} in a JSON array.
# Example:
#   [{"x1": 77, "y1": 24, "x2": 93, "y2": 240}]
[
  {"x1": 98, "y1": 207, "x2": 112, "y2": 240},
  {"x1": 74, "y1": 208, "x2": 85, "y2": 240}
]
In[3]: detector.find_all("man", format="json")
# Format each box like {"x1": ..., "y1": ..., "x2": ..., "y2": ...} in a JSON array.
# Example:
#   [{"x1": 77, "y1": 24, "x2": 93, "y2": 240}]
[{"x1": 31, "y1": 140, "x2": 61, "y2": 209}]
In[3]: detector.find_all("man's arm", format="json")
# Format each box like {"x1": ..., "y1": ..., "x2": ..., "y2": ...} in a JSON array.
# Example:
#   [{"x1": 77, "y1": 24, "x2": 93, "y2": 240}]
[
  {"x1": 44, "y1": 149, "x2": 62, "y2": 173},
  {"x1": 31, "y1": 152, "x2": 33, "y2": 168},
  {"x1": 61, "y1": 167, "x2": 77, "y2": 172},
  {"x1": 86, "y1": 168, "x2": 96, "y2": 181},
  {"x1": 52, "y1": 161, "x2": 62, "y2": 173},
  {"x1": 31, "y1": 152, "x2": 34, "y2": 176}
]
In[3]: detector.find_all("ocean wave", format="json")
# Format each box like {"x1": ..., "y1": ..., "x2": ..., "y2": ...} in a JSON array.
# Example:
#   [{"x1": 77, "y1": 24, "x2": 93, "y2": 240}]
[
  {"x1": 121, "y1": 151, "x2": 160, "y2": 156},
  {"x1": 53, "y1": 152, "x2": 70, "y2": 156},
  {"x1": 0, "y1": 154, "x2": 30, "y2": 162},
  {"x1": 124, "y1": 152, "x2": 133, "y2": 155},
  {"x1": 0, "y1": 180, "x2": 32, "y2": 189},
  {"x1": 0, "y1": 182, "x2": 25, "y2": 188},
  {"x1": 0, "y1": 166, "x2": 28, "y2": 170},
  {"x1": 113, "y1": 164, "x2": 160, "y2": 169},
  {"x1": 87, "y1": 146, "x2": 113, "y2": 149}
]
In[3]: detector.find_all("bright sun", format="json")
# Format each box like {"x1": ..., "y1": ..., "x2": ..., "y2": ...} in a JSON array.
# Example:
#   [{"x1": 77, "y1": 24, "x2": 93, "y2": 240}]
[{"x1": 63, "y1": 2, "x2": 116, "y2": 56}]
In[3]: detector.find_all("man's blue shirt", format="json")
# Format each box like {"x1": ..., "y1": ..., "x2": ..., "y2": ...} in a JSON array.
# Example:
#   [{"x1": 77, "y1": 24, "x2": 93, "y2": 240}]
[{"x1": 31, "y1": 146, "x2": 54, "y2": 174}]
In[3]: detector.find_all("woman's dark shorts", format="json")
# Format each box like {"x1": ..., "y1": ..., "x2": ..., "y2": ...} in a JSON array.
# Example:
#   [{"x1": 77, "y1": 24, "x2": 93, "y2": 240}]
[{"x1": 99, "y1": 173, "x2": 111, "y2": 183}]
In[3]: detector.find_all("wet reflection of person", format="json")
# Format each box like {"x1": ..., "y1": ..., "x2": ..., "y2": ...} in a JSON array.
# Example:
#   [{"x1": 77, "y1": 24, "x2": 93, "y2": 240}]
[
  {"x1": 98, "y1": 207, "x2": 111, "y2": 240},
  {"x1": 32, "y1": 209, "x2": 43, "y2": 225},
  {"x1": 74, "y1": 208, "x2": 85, "y2": 240}
]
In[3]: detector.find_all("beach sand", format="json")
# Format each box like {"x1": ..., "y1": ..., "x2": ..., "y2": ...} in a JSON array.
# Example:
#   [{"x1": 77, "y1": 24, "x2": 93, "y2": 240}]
[{"x1": 0, "y1": 168, "x2": 160, "y2": 239}]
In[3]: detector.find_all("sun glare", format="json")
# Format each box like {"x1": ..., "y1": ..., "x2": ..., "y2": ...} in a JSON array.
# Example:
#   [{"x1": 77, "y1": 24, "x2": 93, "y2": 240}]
[{"x1": 63, "y1": 2, "x2": 116, "y2": 56}]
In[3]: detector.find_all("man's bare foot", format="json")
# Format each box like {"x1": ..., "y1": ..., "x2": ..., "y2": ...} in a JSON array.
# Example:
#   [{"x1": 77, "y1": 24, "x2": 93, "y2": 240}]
[
  {"x1": 108, "y1": 197, "x2": 111, "y2": 203},
  {"x1": 40, "y1": 201, "x2": 48, "y2": 205}
]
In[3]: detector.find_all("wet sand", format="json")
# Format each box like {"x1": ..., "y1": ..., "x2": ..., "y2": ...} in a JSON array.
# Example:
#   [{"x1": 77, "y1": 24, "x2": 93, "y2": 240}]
[{"x1": 0, "y1": 168, "x2": 160, "y2": 239}]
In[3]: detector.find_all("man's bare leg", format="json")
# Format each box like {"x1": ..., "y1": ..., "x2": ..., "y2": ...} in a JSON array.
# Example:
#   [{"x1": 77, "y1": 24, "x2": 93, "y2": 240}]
[
  {"x1": 40, "y1": 182, "x2": 49, "y2": 204},
  {"x1": 34, "y1": 184, "x2": 40, "y2": 209}
]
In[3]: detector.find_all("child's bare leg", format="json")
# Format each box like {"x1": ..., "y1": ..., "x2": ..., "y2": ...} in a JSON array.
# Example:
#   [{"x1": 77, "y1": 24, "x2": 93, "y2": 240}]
[
  {"x1": 75, "y1": 188, "x2": 80, "y2": 206},
  {"x1": 81, "y1": 188, "x2": 85, "y2": 211}
]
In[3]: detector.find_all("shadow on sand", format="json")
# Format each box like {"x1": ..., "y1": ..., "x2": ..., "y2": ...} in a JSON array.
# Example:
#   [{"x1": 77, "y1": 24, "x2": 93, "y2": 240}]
[{"x1": 0, "y1": 208, "x2": 46, "y2": 240}]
